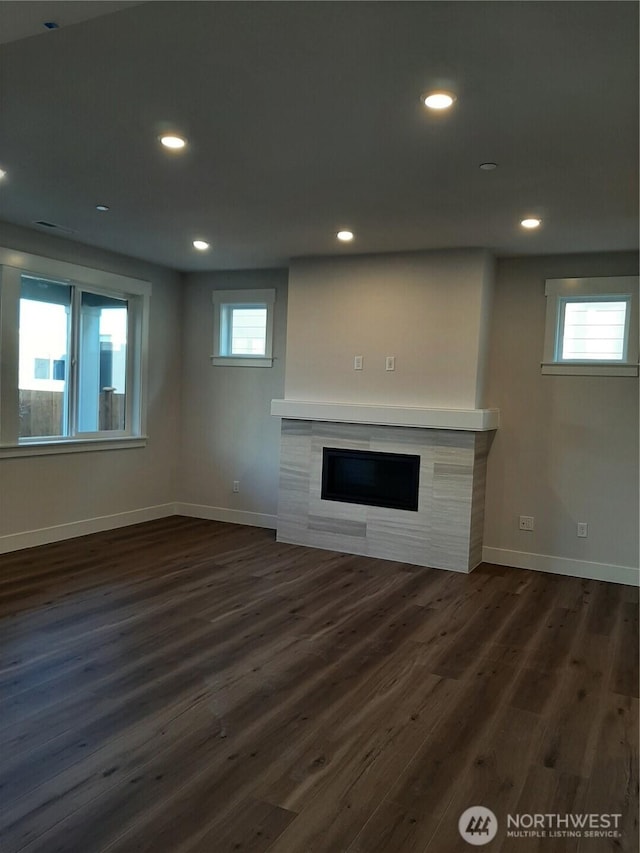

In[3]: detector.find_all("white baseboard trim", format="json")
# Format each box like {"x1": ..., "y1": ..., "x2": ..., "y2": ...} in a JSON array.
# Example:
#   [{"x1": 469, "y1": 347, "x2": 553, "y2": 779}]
[
  {"x1": 175, "y1": 502, "x2": 277, "y2": 530},
  {"x1": 482, "y1": 546, "x2": 639, "y2": 587},
  {"x1": 0, "y1": 503, "x2": 177, "y2": 555},
  {"x1": 3, "y1": 511, "x2": 632, "y2": 586}
]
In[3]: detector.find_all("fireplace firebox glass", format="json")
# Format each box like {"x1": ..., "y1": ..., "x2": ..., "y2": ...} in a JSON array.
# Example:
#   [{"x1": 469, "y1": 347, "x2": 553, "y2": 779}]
[{"x1": 321, "y1": 447, "x2": 419, "y2": 511}]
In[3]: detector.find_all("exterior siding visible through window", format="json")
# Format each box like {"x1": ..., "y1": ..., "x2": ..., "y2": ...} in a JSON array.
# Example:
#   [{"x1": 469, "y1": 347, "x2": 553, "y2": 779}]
[
  {"x1": 542, "y1": 276, "x2": 638, "y2": 377},
  {"x1": 211, "y1": 288, "x2": 275, "y2": 368}
]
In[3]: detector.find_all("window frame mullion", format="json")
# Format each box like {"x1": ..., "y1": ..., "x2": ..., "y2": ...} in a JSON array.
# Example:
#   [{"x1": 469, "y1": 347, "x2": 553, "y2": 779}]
[
  {"x1": 0, "y1": 266, "x2": 22, "y2": 445},
  {"x1": 67, "y1": 283, "x2": 81, "y2": 437}
]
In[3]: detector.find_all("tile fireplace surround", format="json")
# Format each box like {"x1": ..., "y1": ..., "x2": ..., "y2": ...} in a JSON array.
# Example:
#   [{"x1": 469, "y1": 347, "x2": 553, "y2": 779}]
[{"x1": 271, "y1": 401, "x2": 499, "y2": 573}]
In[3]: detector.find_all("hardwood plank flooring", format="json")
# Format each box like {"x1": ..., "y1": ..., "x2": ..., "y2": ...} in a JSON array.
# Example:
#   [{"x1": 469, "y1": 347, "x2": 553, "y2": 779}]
[{"x1": 0, "y1": 518, "x2": 637, "y2": 853}]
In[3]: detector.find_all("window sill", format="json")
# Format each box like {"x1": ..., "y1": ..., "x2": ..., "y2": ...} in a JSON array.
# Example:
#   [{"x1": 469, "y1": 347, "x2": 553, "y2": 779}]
[
  {"x1": 541, "y1": 362, "x2": 639, "y2": 377},
  {"x1": 0, "y1": 436, "x2": 148, "y2": 459},
  {"x1": 210, "y1": 356, "x2": 273, "y2": 368}
]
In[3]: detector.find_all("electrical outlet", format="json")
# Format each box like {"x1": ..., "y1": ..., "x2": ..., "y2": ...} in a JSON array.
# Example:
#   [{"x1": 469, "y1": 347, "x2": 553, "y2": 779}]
[
  {"x1": 519, "y1": 515, "x2": 535, "y2": 531},
  {"x1": 354, "y1": 355, "x2": 363, "y2": 370},
  {"x1": 577, "y1": 522, "x2": 588, "y2": 538},
  {"x1": 385, "y1": 356, "x2": 395, "y2": 371},
  {"x1": 232, "y1": 480, "x2": 240, "y2": 493}
]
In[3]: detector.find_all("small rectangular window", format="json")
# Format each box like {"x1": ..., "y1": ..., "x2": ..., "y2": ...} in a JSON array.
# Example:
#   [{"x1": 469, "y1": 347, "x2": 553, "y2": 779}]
[
  {"x1": 229, "y1": 306, "x2": 267, "y2": 355},
  {"x1": 542, "y1": 276, "x2": 638, "y2": 377},
  {"x1": 34, "y1": 358, "x2": 51, "y2": 380},
  {"x1": 558, "y1": 298, "x2": 629, "y2": 362},
  {"x1": 212, "y1": 289, "x2": 275, "y2": 367}
]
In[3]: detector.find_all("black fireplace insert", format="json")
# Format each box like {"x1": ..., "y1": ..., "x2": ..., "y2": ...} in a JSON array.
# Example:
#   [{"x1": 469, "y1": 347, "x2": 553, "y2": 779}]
[{"x1": 321, "y1": 447, "x2": 420, "y2": 511}]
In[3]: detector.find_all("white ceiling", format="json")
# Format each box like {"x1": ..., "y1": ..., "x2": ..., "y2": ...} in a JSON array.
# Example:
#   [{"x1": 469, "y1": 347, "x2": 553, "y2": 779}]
[{"x1": 0, "y1": 1, "x2": 637, "y2": 271}]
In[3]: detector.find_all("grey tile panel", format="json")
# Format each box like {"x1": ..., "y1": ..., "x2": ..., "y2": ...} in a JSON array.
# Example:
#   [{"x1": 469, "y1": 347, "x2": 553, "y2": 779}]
[{"x1": 277, "y1": 419, "x2": 494, "y2": 573}]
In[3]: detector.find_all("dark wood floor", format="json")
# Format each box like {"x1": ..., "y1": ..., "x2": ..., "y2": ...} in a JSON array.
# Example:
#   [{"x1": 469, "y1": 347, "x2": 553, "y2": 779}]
[{"x1": 0, "y1": 517, "x2": 637, "y2": 853}]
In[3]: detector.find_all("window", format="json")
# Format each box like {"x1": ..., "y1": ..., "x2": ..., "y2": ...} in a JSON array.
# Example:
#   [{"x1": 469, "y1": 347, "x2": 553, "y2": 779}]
[
  {"x1": 226, "y1": 306, "x2": 268, "y2": 356},
  {"x1": 211, "y1": 288, "x2": 275, "y2": 367},
  {"x1": 33, "y1": 358, "x2": 51, "y2": 380},
  {"x1": 542, "y1": 276, "x2": 638, "y2": 376},
  {"x1": 19, "y1": 278, "x2": 71, "y2": 438},
  {"x1": 0, "y1": 247, "x2": 150, "y2": 453},
  {"x1": 559, "y1": 298, "x2": 629, "y2": 361}
]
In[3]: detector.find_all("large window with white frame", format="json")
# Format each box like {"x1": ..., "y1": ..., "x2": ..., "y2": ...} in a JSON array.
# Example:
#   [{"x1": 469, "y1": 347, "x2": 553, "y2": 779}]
[
  {"x1": 0, "y1": 248, "x2": 150, "y2": 453},
  {"x1": 542, "y1": 276, "x2": 639, "y2": 376}
]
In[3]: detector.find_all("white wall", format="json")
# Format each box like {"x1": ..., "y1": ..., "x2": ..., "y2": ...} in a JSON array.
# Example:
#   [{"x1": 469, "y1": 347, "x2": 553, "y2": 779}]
[
  {"x1": 483, "y1": 252, "x2": 639, "y2": 579},
  {"x1": 0, "y1": 222, "x2": 182, "y2": 546},
  {"x1": 178, "y1": 268, "x2": 288, "y2": 525},
  {"x1": 285, "y1": 249, "x2": 493, "y2": 409}
]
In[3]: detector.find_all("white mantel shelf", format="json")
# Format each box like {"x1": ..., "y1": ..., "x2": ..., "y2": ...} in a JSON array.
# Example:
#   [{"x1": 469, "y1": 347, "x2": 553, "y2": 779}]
[{"x1": 270, "y1": 400, "x2": 499, "y2": 431}]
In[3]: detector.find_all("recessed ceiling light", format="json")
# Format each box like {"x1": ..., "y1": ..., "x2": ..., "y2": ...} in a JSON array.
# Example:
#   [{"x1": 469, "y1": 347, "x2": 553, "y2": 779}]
[
  {"x1": 520, "y1": 217, "x2": 542, "y2": 229},
  {"x1": 193, "y1": 240, "x2": 210, "y2": 251},
  {"x1": 337, "y1": 230, "x2": 354, "y2": 242},
  {"x1": 0, "y1": 168, "x2": 6, "y2": 179},
  {"x1": 422, "y1": 91, "x2": 456, "y2": 110},
  {"x1": 95, "y1": 204, "x2": 110, "y2": 212},
  {"x1": 479, "y1": 162, "x2": 498, "y2": 171},
  {"x1": 160, "y1": 134, "x2": 187, "y2": 150}
]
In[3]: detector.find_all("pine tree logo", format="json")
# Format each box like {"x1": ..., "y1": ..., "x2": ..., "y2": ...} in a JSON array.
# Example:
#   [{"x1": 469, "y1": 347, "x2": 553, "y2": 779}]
[
  {"x1": 466, "y1": 815, "x2": 491, "y2": 835},
  {"x1": 458, "y1": 807, "x2": 498, "y2": 845}
]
